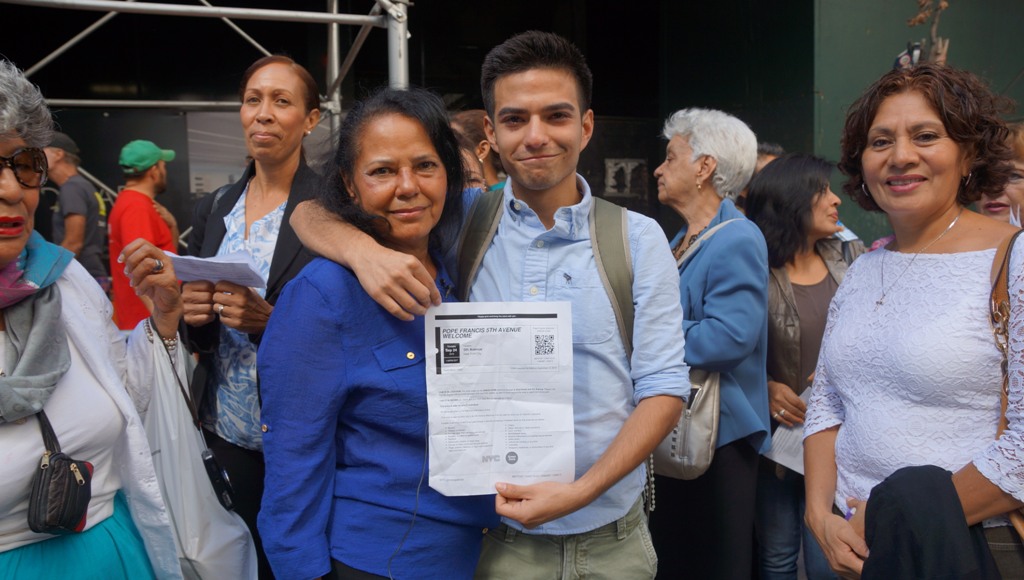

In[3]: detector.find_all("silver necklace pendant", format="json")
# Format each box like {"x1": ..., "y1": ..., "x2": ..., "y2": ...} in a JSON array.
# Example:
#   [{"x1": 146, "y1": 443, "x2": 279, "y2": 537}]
[{"x1": 874, "y1": 207, "x2": 963, "y2": 310}]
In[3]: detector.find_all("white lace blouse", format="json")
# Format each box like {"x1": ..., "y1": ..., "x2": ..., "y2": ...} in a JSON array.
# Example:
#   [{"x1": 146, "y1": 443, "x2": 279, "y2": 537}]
[{"x1": 805, "y1": 237, "x2": 1024, "y2": 515}]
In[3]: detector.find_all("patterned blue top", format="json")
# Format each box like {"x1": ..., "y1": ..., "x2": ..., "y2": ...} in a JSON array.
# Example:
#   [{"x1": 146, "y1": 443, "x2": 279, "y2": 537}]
[{"x1": 201, "y1": 184, "x2": 287, "y2": 451}]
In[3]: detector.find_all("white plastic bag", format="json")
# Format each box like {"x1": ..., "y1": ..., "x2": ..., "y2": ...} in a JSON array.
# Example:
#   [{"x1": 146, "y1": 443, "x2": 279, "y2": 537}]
[{"x1": 143, "y1": 340, "x2": 258, "y2": 580}]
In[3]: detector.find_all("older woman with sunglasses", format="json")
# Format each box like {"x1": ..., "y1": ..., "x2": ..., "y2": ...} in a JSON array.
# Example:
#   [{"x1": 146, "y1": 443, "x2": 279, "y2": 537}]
[{"x1": 0, "y1": 61, "x2": 184, "y2": 579}]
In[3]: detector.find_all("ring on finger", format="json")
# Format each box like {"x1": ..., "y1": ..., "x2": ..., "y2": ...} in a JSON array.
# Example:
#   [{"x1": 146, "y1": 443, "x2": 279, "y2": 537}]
[
  {"x1": 779, "y1": 408, "x2": 787, "y2": 417},
  {"x1": 217, "y1": 304, "x2": 225, "y2": 315},
  {"x1": 153, "y1": 258, "x2": 164, "y2": 273},
  {"x1": 772, "y1": 412, "x2": 781, "y2": 420}
]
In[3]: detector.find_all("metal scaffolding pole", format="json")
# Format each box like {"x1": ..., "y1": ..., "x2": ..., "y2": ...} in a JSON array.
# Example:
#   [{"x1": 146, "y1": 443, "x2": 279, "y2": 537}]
[
  {"x1": 25, "y1": 1, "x2": 130, "y2": 77},
  {"x1": 197, "y1": 0, "x2": 272, "y2": 58},
  {"x1": 327, "y1": 3, "x2": 382, "y2": 104},
  {"x1": 45, "y1": 98, "x2": 241, "y2": 109},
  {"x1": 16, "y1": 0, "x2": 410, "y2": 112},
  {"x1": 384, "y1": 0, "x2": 409, "y2": 88},
  {"x1": 6, "y1": 0, "x2": 386, "y2": 26},
  {"x1": 325, "y1": 0, "x2": 342, "y2": 131}
]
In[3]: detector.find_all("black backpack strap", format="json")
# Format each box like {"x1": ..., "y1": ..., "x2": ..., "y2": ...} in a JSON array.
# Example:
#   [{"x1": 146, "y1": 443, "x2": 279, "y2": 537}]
[
  {"x1": 590, "y1": 197, "x2": 634, "y2": 358},
  {"x1": 456, "y1": 189, "x2": 504, "y2": 302}
]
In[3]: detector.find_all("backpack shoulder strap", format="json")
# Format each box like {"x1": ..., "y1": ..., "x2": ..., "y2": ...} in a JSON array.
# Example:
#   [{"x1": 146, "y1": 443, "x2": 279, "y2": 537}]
[
  {"x1": 456, "y1": 192, "x2": 636, "y2": 358},
  {"x1": 590, "y1": 197, "x2": 634, "y2": 358},
  {"x1": 456, "y1": 189, "x2": 504, "y2": 302}
]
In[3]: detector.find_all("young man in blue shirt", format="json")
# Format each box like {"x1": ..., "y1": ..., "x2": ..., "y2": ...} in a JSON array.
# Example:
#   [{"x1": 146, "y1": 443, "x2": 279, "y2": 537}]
[{"x1": 292, "y1": 31, "x2": 688, "y2": 579}]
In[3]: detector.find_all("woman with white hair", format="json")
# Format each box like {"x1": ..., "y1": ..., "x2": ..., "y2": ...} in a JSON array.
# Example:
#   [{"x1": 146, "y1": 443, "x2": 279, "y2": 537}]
[
  {"x1": 648, "y1": 108, "x2": 770, "y2": 579},
  {"x1": 0, "y1": 60, "x2": 182, "y2": 578}
]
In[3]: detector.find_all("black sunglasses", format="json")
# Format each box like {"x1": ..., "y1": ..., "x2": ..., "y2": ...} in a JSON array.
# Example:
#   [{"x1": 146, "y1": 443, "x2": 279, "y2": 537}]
[{"x1": 0, "y1": 148, "x2": 48, "y2": 189}]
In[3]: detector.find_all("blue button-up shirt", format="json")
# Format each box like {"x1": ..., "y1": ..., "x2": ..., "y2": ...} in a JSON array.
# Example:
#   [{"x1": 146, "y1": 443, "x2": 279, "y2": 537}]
[{"x1": 468, "y1": 176, "x2": 689, "y2": 534}]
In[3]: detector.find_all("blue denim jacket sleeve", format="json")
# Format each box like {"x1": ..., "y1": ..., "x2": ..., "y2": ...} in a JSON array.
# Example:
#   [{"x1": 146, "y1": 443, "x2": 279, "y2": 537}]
[{"x1": 681, "y1": 219, "x2": 769, "y2": 372}]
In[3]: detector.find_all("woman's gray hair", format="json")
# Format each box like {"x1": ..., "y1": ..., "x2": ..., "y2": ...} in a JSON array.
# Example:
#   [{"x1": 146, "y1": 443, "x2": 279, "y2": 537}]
[
  {"x1": 0, "y1": 60, "x2": 52, "y2": 148},
  {"x1": 662, "y1": 108, "x2": 757, "y2": 200}
]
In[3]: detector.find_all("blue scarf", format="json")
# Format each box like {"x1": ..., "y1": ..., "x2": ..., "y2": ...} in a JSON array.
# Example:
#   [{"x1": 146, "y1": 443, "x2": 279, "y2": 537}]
[
  {"x1": 0, "y1": 231, "x2": 74, "y2": 423},
  {"x1": 0, "y1": 231, "x2": 73, "y2": 309}
]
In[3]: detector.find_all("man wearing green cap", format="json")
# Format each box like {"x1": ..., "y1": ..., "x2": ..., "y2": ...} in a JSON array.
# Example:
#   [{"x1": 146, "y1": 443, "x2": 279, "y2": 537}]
[{"x1": 109, "y1": 139, "x2": 179, "y2": 329}]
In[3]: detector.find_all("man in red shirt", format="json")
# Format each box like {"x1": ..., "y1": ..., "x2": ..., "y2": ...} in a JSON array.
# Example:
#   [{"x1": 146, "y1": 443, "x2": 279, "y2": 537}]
[{"x1": 108, "y1": 139, "x2": 179, "y2": 329}]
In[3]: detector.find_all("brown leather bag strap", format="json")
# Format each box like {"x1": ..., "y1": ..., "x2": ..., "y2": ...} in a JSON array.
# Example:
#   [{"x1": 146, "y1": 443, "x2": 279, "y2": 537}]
[
  {"x1": 991, "y1": 230, "x2": 1023, "y2": 435},
  {"x1": 990, "y1": 229, "x2": 1024, "y2": 538}
]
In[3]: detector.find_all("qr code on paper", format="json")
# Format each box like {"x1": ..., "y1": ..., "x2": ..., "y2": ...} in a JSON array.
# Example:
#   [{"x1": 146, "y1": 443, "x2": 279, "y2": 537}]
[{"x1": 534, "y1": 334, "x2": 555, "y2": 356}]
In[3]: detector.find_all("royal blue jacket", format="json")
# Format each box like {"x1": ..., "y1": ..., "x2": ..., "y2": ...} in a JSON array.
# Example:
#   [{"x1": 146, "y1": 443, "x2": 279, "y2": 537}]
[{"x1": 257, "y1": 256, "x2": 497, "y2": 580}]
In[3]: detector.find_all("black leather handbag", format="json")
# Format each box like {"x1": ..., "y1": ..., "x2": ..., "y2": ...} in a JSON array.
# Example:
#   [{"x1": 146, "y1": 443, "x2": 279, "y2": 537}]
[{"x1": 27, "y1": 409, "x2": 93, "y2": 534}]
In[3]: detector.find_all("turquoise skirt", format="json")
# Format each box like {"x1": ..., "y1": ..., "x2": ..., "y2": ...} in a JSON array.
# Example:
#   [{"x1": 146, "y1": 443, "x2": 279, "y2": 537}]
[{"x1": 0, "y1": 491, "x2": 156, "y2": 579}]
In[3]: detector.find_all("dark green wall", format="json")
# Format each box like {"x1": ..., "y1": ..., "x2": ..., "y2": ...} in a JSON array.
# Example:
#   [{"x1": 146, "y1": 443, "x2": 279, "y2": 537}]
[
  {"x1": 814, "y1": 0, "x2": 1024, "y2": 243},
  {"x1": 659, "y1": 0, "x2": 816, "y2": 154}
]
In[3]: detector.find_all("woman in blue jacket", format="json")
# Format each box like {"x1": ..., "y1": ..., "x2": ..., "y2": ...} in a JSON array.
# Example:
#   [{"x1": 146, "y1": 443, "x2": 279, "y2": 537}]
[
  {"x1": 648, "y1": 108, "x2": 770, "y2": 580},
  {"x1": 256, "y1": 88, "x2": 497, "y2": 580}
]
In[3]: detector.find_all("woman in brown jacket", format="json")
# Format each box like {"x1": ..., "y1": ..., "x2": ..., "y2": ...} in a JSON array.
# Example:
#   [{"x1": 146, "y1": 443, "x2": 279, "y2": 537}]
[{"x1": 744, "y1": 153, "x2": 863, "y2": 580}]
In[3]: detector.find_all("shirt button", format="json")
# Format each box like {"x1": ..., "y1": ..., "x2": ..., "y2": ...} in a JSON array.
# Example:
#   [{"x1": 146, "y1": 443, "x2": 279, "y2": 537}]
[
  {"x1": 406, "y1": 352, "x2": 415, "y2": 360},
  {"x1": 535, "y1": 240, "x2": 545, "y2": 248},
  {"x1": 513, "y1": 201, "x2": 522, "y2": 211},
  {"x1": 482, "y1": 528, "x2": 489, "y2": 534},
  {"x1": 261, "y1": 424, "x2": 269, "y2": 433},
  {"x1": 530, "y1": 286, "x2": 538, "y2": 295}
]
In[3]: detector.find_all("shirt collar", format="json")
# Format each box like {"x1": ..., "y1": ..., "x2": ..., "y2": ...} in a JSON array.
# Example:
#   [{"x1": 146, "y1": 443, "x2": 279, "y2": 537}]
[{"x1": 500, "y1": 174, "x2": 592, "y2": 238}]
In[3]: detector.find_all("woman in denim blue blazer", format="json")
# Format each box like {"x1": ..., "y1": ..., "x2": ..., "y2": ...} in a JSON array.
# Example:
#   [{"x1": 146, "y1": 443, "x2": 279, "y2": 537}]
[{"x1": 648, "y1": 108, "x2": 770, "y2": 580}]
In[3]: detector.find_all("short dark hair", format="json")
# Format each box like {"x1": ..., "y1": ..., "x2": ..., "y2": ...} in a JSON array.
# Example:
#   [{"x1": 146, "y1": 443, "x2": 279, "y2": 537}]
[
  {"x1": 239, "y1": 55, "x2": 321, "y2": 114},
  {"x1": 839, "y1": 63, "x2": 1014, "y2": 212},
  {"x1": 745, "y1": 153, "x2": 834, "y2": 269},
  {"x1": 757, "y1": 142, "x2": 786, "y2": 159},
  {"x1": 480, "y1": 31, "x2": 593, "y2": 118},
  {"x1": 319, "y1": 87, "x2": 465, "y2": 251}
]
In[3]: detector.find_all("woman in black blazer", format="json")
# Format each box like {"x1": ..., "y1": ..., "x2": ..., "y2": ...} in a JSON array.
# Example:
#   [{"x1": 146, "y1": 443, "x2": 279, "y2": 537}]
[{"x1": 182, "y1": 55, "x2": 323, "y2": 579}]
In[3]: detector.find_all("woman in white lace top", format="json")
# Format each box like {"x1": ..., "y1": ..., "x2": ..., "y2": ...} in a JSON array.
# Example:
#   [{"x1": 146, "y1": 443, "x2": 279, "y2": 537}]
[{"x1": 803, "y1": 63, "x2": 1024, "y2": 578}]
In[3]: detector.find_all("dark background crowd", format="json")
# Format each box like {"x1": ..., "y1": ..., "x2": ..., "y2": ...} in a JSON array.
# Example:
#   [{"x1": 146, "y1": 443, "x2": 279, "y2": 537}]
[{"x1": 6, "y1": 0, "x2": 1024, "y2": 247}]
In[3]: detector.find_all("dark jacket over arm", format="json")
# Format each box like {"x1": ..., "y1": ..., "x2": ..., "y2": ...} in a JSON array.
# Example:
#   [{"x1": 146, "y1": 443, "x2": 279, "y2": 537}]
[{"x1": 862, "y1": 465, "x2": 999, "y2": 580}]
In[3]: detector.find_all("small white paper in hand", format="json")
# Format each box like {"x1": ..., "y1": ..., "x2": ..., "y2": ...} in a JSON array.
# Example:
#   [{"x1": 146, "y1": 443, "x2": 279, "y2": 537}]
[{"x1": 170, "y1": 252, "x2": 266, "y2": 288}]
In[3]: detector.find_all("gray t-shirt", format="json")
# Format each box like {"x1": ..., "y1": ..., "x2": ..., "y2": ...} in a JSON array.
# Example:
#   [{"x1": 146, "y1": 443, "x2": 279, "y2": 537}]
[{"x1": 52, "y1": 174, "x2": 107, "y2": 277}]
